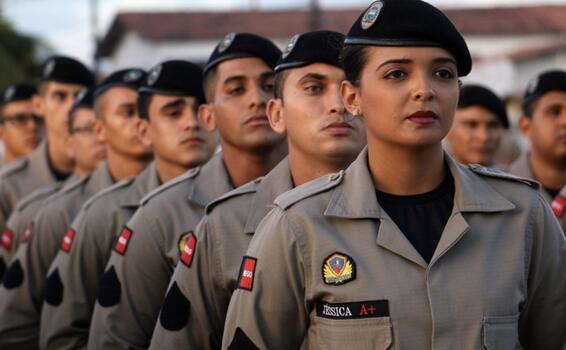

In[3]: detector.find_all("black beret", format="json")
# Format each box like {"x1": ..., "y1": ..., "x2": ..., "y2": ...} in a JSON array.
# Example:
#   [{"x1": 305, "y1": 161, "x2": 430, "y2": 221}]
[
  {"x1": 275, "y1": 30, "x2": 345, "y2": 73},
  {"x1": 139, "y1": 60, "x2": 205, "y2": 104},
  {"x1": 203, "y1": 33, "x2": 281, "y2": 75},
  {"x1": 38, "y1": 56, "x2": 95, "y2": 87},
  {"x1": 458, "y1": 85, "x2": 509, "y2": 128},
  {"x1": 94, "y1": 68, "x2": 146, "y2": 99},
  {"x1": 1, "y1": 83, "x2": 37, "y2": 107},
  {"x1": 522, "y1": 70, "x2": 566, "y2": 114},
  {"x1": 344, "y1": 0, "x2": 472, "y2": 77},
  {"x1": 70, "y1": 87, "x2": 95, "y2": 115}
]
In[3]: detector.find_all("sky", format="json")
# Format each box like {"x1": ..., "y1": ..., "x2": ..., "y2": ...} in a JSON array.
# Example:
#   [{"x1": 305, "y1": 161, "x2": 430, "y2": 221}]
[{"x1": 3, "y1": 0, "x2": 566, "y2": 65}]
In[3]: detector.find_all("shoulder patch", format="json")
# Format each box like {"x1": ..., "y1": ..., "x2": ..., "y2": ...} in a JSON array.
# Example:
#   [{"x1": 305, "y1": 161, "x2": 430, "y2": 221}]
[
  {"x1": 179, "y1": 232, "x2": 197, "y2": 268},
  {"x1": 81, "y1": 176, "x2": 135, "y2": 210},
  {"x1": 237, "y1": 256, "x2": 257, "y2": 291},
  {"x1": 205, "y1": 177, "x2": 262, "y2": 214},
  {"x1": 274, "y1": 171, "x2": 344, "y2": 210},
  {"x1": 468, "y1": 164, "x2": 539, "y2": 189},
  {"x1": 60, "y1": 228, "x2": 76, "y2": 253},
  {"x1": 140, "y1": 167, "x2": 200, "y2": 206},
  {"x1": 1, "y1": 228, "x2": 14, "y2": 251},
  {"x1": 114, "y1": 227, "x2": 133, "y2": 255}
]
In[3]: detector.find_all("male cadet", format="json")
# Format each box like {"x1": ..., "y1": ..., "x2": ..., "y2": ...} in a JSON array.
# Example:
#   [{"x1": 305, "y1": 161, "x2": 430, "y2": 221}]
[
  {"x1": 150, "y1": 30, "x2": 367, "y2": 350},
  {"x1": 0, "y1": 56, "x2": 94, "y2": 241},
  {"x1": 509, "y1": 70, "x2": 566, "y2": 231},
  {"x1": 39, "y1": 68, "x2": 153, "y2": 348},
  {"x1": 0, "y1": 83, "x2": 43, "y2": 166},
  {"x1": 46, "y1": 60, "x2": 217, "y2": 350},
  {"x1": 445, "y1": 84, "x2": 509, "y2": 166},
  {"x1": 0, "y1": 87, "x2": 101, "y2": 265},
  {"x1": 0, "y1": 87, "x2": 105, "y2": 349},
  {"x1": 91, "y1": 32, "x2": 286, "y2": 349}
]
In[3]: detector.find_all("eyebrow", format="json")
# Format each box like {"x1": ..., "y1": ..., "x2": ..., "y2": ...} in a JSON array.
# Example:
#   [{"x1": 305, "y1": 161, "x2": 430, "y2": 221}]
[
  {"x1": 160, "y1": 98, "x2": 186, "y2": 111},
  {"x1": 298, "y1": 73, "x2": 327, "y2": 83},
  {"x1": 377, "y1": 57, "x2": 457, "y2": 71},
  {"x1": 223, "y1": 71, "x2": 274, "y2": 85}
]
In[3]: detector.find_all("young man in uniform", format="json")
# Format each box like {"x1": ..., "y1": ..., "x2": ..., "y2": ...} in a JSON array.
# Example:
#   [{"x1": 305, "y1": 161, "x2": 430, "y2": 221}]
[
  {"x1": 90, "y1": 32, "x2": 286, "y2": 350},
  {"x1": 0, "y1": 86, "x2": 104, "y2": 349},
  {"x1": 445, "y1": 84, "x2": 509, "y2": 166},
  {"x1": 223, "y1": 1, "x2": 566, "y2": 348},
  {"x1": 150, "y1": 30, "x2": 366, "y2": 350},
  {"x1": 508, "y1": 69, "x2": 566, "y2": 231},
  {"x1": 38, "y1": 68, "x2": 153, "y2": 349},
  {"x1": 0, "y1": 68, "x2": 148, "y2": 350},
  {"x1": 0, "y1": 83, "x2": 43, "y2": 166},
  {"x1": 0, "y1": 56, "x2": 94, "y2": 241},
  {"x1": 44, "y1": 60, "x2": 217, "y2": 350}
]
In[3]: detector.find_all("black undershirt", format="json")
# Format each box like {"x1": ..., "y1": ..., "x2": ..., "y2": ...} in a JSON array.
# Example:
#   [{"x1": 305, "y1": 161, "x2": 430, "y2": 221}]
[
  {"x1": 376, "y1": 173, "x2": 455, "y2": 263},
  {"x1": 544, "y1": 187, "x2": 560, "y2": 199},
  {"x1": 46, "y1": 150, "x2": 72, "y2": 182}
]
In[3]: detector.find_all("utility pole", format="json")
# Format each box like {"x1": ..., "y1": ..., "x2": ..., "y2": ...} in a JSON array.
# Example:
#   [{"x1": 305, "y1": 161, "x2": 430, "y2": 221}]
[
  {"x1": 309, "y1": 0, "x2": 321, "y2": 31},
  {"x1": 90, "y1": 0, "x2": 100, "y2": 75}
]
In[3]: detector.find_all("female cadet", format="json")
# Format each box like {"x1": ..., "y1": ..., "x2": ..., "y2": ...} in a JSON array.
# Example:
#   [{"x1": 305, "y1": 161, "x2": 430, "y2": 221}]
[{"x1": 222, "y1": 1, "x2": 566, "y2": 349}]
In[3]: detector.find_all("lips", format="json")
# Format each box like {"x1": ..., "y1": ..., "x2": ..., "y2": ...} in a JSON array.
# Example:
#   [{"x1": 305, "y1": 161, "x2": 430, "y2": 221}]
[
  {"x1": 406, "y1": 111, "x2": 439, "y2": 125},
  {"x1": 324, "y1": 122, "x2": 354, "y2": 135},
  {"x1": 244, "y1": 115, "x2": 270, "y2": 126},
  {"x1": 182, "y1": 137, "x2": 204, "y2": 145}
]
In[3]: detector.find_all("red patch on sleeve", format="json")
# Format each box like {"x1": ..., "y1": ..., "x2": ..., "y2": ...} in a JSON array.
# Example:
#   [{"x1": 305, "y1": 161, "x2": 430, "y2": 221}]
[
  {"x1": 60, "y1": 228, "x2": 76, "y2": 253},
  {"x1": 180, "y1": 232, "x2": 197, "y2": 267},
  {"x1": 551, "y1": 196, "x2": 566, "y2": 218},
  {"x1": 114, "y1": 227, "x2": 133, "y2": 255},
  {"x1": 238, "y1": 256, "x2": 257, "y2": 291},
  {"x1": 1, "y1": 228, "x2": 14, "y2": 251},
  {"x1": 22, "y1": 223, "x2": 33, "y2": 243}
]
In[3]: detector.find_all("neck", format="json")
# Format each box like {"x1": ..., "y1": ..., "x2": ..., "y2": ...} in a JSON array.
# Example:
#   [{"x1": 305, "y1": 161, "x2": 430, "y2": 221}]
[
  {"x1": 221, "y1": 140, "x2": 287, "y2": 187},
  {"x1": 47, "y1": 137, "x2": 74, "y2": 174},
  {"x1": 289, "y1": 150, "x2": 354, "y2": 187},
  {"x1": 368, "y1": 141, "x2": 446, "y2": 195},
  {"x1": 529, "y1": 150, "x2": 566, "y2": 190},
  {"x1": 3, "y1": 149, "x2": 18, "y2": 165},
  {"x1": 107, "y1": 150, "x2": 151, "y2": 182},
  {"x1": 155, "y1": 157, "x2": 191, "y2": 184}
]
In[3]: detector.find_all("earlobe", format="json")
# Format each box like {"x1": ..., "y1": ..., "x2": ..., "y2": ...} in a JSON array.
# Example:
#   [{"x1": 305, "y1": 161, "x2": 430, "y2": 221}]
[
  {"x1": 340, "y1": 80, "x2": 361, "y2": 117},
  {"x1": 266, "y1": 99, "x2": 286, "y2": 135},
  {"x1": 198, "y1": 104, "x2": 217, "y2": 132}
]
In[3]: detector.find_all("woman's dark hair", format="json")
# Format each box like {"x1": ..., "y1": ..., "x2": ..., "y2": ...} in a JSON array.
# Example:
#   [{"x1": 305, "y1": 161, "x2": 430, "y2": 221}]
[{"x1": 340, "y1": 45, "x2": 371, "y2": 86}]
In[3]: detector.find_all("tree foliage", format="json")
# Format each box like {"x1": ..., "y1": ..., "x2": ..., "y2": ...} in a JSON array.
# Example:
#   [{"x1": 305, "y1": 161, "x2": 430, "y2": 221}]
[{"x1": 0, "y1": 17, "x2": 40, "y2": 90}]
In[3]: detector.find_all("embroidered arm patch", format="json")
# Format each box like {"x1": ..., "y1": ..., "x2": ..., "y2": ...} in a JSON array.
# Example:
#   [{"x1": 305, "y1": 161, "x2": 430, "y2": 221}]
[{"x1": 237, "y1": 256, "x2": 257, "y2": 291}]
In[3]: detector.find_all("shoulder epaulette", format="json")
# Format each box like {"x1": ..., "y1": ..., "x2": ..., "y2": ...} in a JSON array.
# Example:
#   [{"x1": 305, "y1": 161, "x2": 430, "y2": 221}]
[
  {"x1": 140, "y1": 166, "x2": 200, "y2": 205},
  {"x1": 0, "y1": 157, "x2": 28, "y2": 178},
  {"x1": 468, "y1": 164, "x2": 539, "y2": 189},
  {"x1": 81, "y1": 176, "x2": 135, "y2": 211},
  {"x1": 205, "y1": 177, "x2": 262, "y2": 214},
  {"x1": 274, "y1": 171, "x2": 344, "y2": 210}
]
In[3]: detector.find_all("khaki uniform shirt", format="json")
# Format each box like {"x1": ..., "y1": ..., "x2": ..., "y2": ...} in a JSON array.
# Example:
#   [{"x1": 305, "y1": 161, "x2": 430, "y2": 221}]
[
  {"x1": 88, "y1": 153, "x2": 233, "y2": 350},
  {"x1": 150, "y1": 158, "x2": 293, "y2": 350},
  {"x1": 39, "y1": 163, "x2": 159, "y2": 350},
  {"x1": 0, "y1": 142, "x2": 60, "y2": 232},
  {"x1": 223, "y1": 148, "x2": 566, "y2": 350},
  {"x1": 508, "y1": 152, "x2": 566, "y2": 232},
  {"x1": 0, "y1": 162, "x2": 113, "y2": 350}
]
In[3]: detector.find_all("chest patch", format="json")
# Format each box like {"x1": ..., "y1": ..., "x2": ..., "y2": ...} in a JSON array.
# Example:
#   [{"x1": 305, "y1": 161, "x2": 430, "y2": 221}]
[
  {"x1": 316, "y1": 300, "x2": 389, "y2": 319},
  {"x1": 322, "y1": 252, "x2": 356, "y2": 285}
]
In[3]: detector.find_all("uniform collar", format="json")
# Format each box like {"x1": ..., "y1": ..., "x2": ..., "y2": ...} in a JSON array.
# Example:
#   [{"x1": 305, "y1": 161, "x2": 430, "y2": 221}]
[
  {"x1": 119, "y1": 162, "x2": 160, "y2": 207},
  {"x1": 243, "y1": 157, "x2": 294, "y2": 234},
  {"x1": 324, "y1": 147, "x2": 515, "y2": 219},
  {"x1": 508, "y1": 152, "x2": 535, "y2": 180},
  {"x1": 187, "y1": 152, "x2": 234, "y2": 207},
  {"x1": 86, "y1": 161, "x2": 115, "y2": 192},
  {"x1": 29, "y1": 141, "x2": 58, "y2": 183}
]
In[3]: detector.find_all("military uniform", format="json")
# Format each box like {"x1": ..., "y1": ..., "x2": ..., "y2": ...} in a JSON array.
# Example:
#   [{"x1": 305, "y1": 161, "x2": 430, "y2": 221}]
[
  {"x1": 222, "y1": 148, "x2": 566, "y2": 349},
  {"x1": 39, "y1": 162, "x2": 159, "y2": 349},
  {"x1": 0, "y1": 162, "x2": 113, "y2": 350},
  {"x1": 88, "y1": 153, "x2": 233, "y2": 349},
  {"x1": 508, "y1": 152, "x2": 566, "y2": 231},
  {"x1": 149, "y1": 158, "x2": 291, "y2": 349}
]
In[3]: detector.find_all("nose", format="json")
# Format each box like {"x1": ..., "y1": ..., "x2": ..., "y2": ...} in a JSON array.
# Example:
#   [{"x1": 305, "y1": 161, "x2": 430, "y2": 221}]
[
  {"x1": 411, "y1": 74, "x2": 435, "y2": 103},
  {"x1": 249, "y1": 84, "x2": 268, "y2": 112},
  {"x1": 473, "y1": 125, "x2": 489, "y2": 144},
  {"x1": 183, "y1": 108, "x2": 200, "y2": 131},
  {"x1": 328, "y1": 86, "x2": 346, "y2": 118}
]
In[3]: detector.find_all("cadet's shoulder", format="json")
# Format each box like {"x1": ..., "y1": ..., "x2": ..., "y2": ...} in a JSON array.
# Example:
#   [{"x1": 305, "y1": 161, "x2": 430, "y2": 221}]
[
  {"x1": 139, "y1": 167, "x2": 200, "y2": 206},
  {"x1": 274, "y1": 171, "x2": 344, "y2": 211},
  {"x1": 42, "y1": 176, "x2": 88, "y2": 206},
  {"x1": 81, "y1": 177, "x2": 135, "y2": 211},
  {"x1": 206, "y1": 177, "x2": 262, "y2": 214},
  {"x1": 0, "y1": 157, "x2": 28, "y2": 179},
  {"x1": 467, "y1": 164, "x2": 539, "y2": 189},
  {"x1": 14, "y1": 185, "x2": 61, "y2": 212}
]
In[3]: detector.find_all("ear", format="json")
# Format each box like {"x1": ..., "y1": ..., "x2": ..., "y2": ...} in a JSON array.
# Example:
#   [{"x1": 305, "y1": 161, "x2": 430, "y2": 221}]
[
  {"x1": 341, "y1": 80, "x2": 362, "y2": 118},
  {"x1": 137, "y1": 118, "x2": 152, "y2": 147},
  {"x1": 198, "y1": 103, "x2": 217, "y2": 132},
  {"x1": 266, "y1": 98, "x2": 286, "y2": 135},
  {"x1": 92, "y1": 119, "x2": 106, "y2": 143},
  {"x1": 31, "y1": 94, "x2": 45, "y2": 117},
  {"x1": 519, "y1": 116, "x2": 531, "y2": 137}
]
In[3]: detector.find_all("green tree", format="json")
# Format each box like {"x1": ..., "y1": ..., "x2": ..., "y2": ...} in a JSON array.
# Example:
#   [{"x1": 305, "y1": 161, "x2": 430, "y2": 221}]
[{"x1": 0, "y1": 17, "x2": 39, "y2": 90}]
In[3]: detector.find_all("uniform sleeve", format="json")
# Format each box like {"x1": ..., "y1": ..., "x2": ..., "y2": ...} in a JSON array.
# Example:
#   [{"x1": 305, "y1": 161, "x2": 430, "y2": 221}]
[
  {"x1": 150, "y1": 215, "x2": 226, "y2": 350},
  {"x1": 222, "y1": 208, "x2": 308, "y2": 350},
  {"x1": 518, "y1": 194, "x2": 566, "y2": 348},
  {"x1": 39, "y1": 208, "x2": 112, "y2": 350},
  {"x1": 87, "y1": 206, "x2": 171, "y2": 350}
]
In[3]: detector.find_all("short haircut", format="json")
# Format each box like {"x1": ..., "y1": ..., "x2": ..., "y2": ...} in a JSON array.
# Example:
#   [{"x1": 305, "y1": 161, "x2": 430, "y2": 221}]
[
  {"x1": 93, "y1": 93, "x2": 107, "y2": 120},
  {"x1": 273, "y1": 70, "x2": 290, "y2": 101},
  {"x1": 202, "y1": 66, "x2": 218, "y2": 103},
  {"x1": 137, "y1": 93, "x2": 153, "y2": 120}
]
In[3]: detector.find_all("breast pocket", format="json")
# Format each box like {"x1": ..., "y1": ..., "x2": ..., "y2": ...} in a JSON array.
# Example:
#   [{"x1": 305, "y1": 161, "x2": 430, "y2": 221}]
[
  {"x1": 312, "y1": 316, "x2": 393, "y2": 350},
  {"x1": 482, "y1": 314, "x2": 521, "y2": 350}
]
